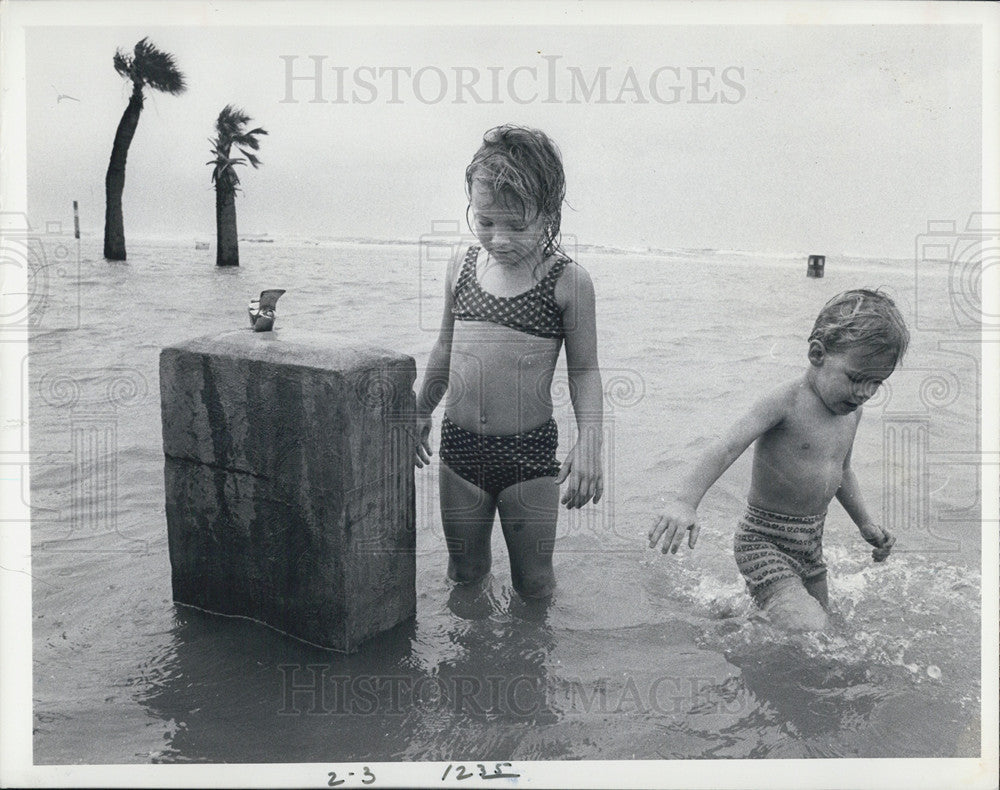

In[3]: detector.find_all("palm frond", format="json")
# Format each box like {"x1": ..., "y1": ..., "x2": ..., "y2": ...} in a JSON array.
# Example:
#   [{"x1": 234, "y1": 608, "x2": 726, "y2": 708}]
[
  {"x1": 232, "y1": 128, "x2": 269, "y2": 149},
  {"x1": 215, "y1": 104, "x2": 251, "y2": 134},
  {"x1": 208, "y1": 105, "x2": 267, "y2": 176},
  {"x1": 231, "y1": 135, "x2": 258, "y2": 151},
  {"x1": 113, "y1": 49, "x2": 133, "y2": 80},
  {"x1": 208, "y1": 153, "x2": 247, "y2": 186},
  {"x1": 131, "y1": 37, "x2": 187, "y2": 94},
  {"x1": 238, "y1": 149, "x2": 262, "y2": 168}
]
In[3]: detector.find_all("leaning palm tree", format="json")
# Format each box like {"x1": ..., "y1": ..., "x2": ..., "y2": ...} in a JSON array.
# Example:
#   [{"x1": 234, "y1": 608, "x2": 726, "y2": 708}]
[
  {"x1": 104, "y1": 37, "x2": 186, "y2": 261},
  {"x1": 207, "y1": 105, "x2": 267, "y2": 267}
]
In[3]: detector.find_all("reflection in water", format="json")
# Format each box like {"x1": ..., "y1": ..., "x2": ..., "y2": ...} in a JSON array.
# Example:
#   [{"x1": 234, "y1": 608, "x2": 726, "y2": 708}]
[
  {"x1": 723, "y1": 644, "x2": 889, "y2": 757},
  {"x1": 137, "y1": 606, "x2": 418, "y2": 763},
  {"x1": 138, "y1": 581, "x2": 560, "y2": 763},
  {"x1": 395, "y1": 580, "x2": 560, "y2": 760},
  {"x1": 132, "y1": 560, "x2": 980, "y2": 762}
]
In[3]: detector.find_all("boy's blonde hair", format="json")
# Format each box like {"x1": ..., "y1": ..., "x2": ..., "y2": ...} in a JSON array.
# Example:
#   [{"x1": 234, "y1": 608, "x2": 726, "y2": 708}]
[{"x1": 809, "y1": 289, "x2": 910, "y2": 364}]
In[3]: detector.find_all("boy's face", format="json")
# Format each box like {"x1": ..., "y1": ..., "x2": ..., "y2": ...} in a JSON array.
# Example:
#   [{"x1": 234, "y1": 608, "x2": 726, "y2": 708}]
[
  {"x1": 808, "y1": 343, "x2": 897, "y2": 415},
  {"x1": 470, "y1": 180, "x2": 548, "y2": 265}
]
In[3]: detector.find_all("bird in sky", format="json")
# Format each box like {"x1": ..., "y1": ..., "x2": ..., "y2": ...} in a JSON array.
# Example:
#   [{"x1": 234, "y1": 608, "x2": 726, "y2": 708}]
[{"x1": 51, "y1": 84, "x2": 80, "y2": 103}]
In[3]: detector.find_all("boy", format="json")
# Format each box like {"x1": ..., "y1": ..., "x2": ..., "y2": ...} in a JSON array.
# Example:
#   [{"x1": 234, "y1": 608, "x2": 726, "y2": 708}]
[{"x1": 648, "y1": 289, "x2": 909, "y2": 630}]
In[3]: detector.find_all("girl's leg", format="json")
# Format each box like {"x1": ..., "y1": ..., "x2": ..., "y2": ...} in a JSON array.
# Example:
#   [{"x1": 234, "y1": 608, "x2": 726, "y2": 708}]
[
  {"x1": 496, "y1": 476, "x2": 560, "y2": 598},
  {"x1": 439, "y1": 462, "x2": 497, "y2": 584}
]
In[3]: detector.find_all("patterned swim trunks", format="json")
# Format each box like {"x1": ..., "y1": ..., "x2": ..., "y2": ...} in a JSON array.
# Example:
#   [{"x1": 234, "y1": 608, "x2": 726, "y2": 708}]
[
  {"x1": 733, "y1": 503, "x2": 827, "y2": 604},
  {"x1": 439, "y1": 415, "x2": 561, "y2": 499}
]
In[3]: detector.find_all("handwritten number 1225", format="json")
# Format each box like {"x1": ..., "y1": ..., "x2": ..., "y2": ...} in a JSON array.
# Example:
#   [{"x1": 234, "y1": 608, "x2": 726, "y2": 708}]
[{"x1": 441, "y1": 763, "x2": 520, "y2": 780}]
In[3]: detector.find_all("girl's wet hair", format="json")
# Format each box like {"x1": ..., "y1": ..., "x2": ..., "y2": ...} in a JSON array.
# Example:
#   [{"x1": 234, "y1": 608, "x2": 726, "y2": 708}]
[
  {"x1": 465, "y1": 124, "x2": 567, "y2": 258},
  {"x1": 809, "y1": 288, "x2": 910, "y2": 364}
]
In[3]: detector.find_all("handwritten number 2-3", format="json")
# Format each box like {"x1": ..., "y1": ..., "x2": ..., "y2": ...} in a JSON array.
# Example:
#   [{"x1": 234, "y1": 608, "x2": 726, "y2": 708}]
[{"x1": 327, "y1": 768, "x2": 375, "y2": 787}]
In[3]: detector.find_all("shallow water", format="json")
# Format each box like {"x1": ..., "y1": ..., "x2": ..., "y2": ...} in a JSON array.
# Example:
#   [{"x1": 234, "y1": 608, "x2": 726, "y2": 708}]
[{"x1": 28, "y1": 236, "x2": 981, "y2": 762}]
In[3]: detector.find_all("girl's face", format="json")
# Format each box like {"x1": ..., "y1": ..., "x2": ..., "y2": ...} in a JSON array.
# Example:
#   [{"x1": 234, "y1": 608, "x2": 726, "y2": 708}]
[{"x1": 470, "y1": 180, "x2": 548, "y2": 266}]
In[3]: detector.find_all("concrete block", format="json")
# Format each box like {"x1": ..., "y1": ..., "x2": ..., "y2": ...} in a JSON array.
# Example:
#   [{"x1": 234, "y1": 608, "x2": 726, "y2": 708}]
[{"x1": 160, "y1": 329, "x2": 416, "y2": 652}]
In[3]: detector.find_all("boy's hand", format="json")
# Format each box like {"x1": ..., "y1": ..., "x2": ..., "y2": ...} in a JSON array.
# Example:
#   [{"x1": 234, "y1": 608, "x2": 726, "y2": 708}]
[
  {"x1": 555, "y1": 442, "x2": 604, "y2": 509},
  {"x1": 413, "y1": 413, "x2": 433, "y2": 468},
  {"x1": 649, "y1": 500, "x2": 700, "y2": 554},
  {"x1": 859, "y1": 522, "x2": 895, "y2": 562}
]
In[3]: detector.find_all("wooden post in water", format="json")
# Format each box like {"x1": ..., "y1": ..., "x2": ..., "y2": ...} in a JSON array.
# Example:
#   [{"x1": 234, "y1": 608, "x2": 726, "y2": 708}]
[
  {"x1": 807, "y1": 255, "x2": 825, "y2": 278},
  {"x1": 160, "y1": 330, "x2": 417, "y2": 652}
]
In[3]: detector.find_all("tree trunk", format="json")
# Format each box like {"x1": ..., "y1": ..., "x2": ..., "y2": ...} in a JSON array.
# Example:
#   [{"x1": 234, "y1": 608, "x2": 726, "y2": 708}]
[
  {"x1": 215, "y1": 181, "x2": 239, "y2": 267},
  {"x1": 104, "y1": 84, "x2": 144, "y2": 261}
]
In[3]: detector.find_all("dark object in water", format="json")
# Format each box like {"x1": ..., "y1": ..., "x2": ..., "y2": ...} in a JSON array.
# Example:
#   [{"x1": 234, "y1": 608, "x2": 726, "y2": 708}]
[
  {"x1": 807, "y1": 255, "x2": 825, "y2": 278},
  {"x1": 248, "y1": 289, "x2": 286, "y2": 332},
  {"x1": 195, "y1": 241, "x2": 209, "y2": 250}
]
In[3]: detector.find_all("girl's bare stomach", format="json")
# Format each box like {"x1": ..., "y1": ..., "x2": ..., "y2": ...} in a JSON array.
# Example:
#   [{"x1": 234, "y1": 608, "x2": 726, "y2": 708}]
[{"x1": 446, "y1": 321, "x2": 561, "y2": 436}]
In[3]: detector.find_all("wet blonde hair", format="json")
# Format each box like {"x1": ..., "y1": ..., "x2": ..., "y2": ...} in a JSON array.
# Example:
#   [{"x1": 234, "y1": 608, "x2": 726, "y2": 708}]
[
  {"x1": 465, "y1": 124, "x2": 567, "y2": 258},
  {"x1": 809, "y1": 289, "x2": 910, "y2": 364}
]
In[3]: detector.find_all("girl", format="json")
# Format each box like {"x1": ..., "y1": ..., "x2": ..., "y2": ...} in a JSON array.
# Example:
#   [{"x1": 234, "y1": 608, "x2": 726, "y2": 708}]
[{"x1": 415, "y1": 125, "x2": 603, "y2": 599}]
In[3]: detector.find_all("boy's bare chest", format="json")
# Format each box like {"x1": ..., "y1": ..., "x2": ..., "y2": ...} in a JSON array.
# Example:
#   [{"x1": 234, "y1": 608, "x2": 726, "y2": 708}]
[{"x1": 775, "y1": 410, "x2": 857, "y2": 463}]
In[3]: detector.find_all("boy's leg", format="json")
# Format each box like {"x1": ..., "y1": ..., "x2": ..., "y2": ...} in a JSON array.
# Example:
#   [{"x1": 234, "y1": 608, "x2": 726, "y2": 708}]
[
  {"x1": 759, "y1": 578, "x2": 828, "y2": 631},
  {"x1": 440, "y1": 463, "x2": 498, "y2": 584},
  {"x1": 804, "y1": 572, "x2": 829, "y2": 609},
  {"x1": 496, "y1": 477, "x2": 559, "y2": 598}
]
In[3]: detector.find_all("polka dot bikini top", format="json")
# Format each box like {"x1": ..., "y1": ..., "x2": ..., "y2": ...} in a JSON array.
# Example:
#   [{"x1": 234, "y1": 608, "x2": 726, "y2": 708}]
[{"x1": 452, "y1": 245, "x2": 569, "y2": 339}]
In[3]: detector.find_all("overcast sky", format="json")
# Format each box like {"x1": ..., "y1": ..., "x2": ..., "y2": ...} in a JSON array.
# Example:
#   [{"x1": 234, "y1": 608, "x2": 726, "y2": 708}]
[{"x1": 21, "y1": 12, "x2": 984, "y2": 258}]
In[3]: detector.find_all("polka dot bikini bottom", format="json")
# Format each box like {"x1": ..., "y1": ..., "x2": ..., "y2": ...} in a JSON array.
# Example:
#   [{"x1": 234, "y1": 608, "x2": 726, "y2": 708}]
[{"x1": 439, "y1": 415, "x2": 561, "y2": 499}]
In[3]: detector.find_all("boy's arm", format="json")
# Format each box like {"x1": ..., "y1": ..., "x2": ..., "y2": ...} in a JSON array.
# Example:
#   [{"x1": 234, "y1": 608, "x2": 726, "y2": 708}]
[
  {"x1": 414, "y1": 249, "x2": 460, "y2": 466},
  {"x1": 557, "y1": 263, "x2": 604, "y2": 508},
  {"x1": 835, "y1": 423, "x2": 895, "y2": 561},
  {"x1": 649, "y1": 385, "x2": 789, "y2": 554}
]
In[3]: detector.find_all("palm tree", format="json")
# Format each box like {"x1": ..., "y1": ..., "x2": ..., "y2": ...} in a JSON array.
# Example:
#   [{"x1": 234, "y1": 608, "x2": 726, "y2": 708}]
[
  {"x1": 103, "y1": 38, "x2": 186, "y2": 261},
  {"x1": 207, "y1": 106, "x2": 267, "y2": 267}
]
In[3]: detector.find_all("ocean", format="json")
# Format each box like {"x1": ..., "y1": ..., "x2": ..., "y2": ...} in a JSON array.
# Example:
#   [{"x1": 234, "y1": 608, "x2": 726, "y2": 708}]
[{"x1": 26, "y1": 235, "x2": 981, "y2": 763}]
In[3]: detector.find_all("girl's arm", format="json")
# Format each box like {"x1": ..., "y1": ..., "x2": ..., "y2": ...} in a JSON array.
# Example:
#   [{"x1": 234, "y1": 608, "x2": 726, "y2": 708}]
[
  {"x1": 649, "y1": 386, "x2": 789, "y2": 554},
  {"x1": 414, "y1": 248, "x2": 460, "y2": 467},
  {"x1": 835, "y1": 424, "x2": 895, "y2": 561},
  {"x1": 556, "y1": 263, "x2": 603, "y2": 508}
]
